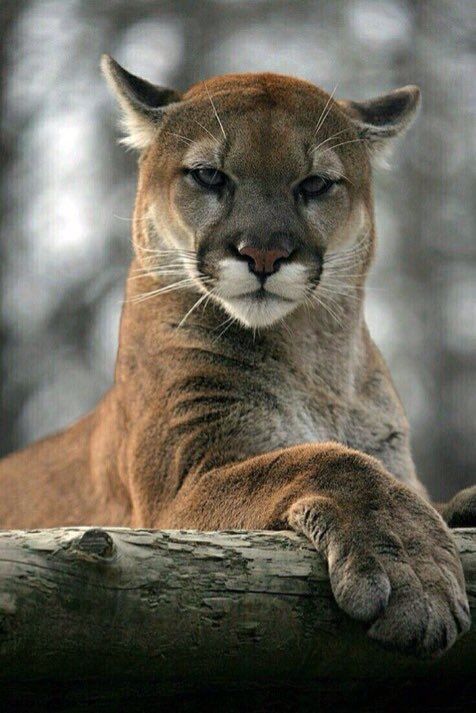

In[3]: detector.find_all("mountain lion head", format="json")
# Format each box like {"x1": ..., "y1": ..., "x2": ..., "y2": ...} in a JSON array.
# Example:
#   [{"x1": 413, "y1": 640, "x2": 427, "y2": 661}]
[{"x1": 102, "y1": 56, "x2": 420, "y2": 328}]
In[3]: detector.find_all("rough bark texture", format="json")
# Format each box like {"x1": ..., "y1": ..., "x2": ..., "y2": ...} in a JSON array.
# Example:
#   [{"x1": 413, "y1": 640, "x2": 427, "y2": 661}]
[{"x1": 0, "y1": 527, "x2": 475, "y2": 711}]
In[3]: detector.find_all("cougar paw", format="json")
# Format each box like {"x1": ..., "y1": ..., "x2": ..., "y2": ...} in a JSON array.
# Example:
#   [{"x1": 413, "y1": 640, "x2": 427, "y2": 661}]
[
  {"x1": 366, "y1": 554, "x2": 470, "y2": 657},
  {"x1": 289, "y1": 493, "x2": 471, "y2": 658},
  {"x1": 443, "y1": 485, "x2": 476, "y2": 528},
  {"x1": 327, "y1": 548, "x2": 391, "y2": 622}
]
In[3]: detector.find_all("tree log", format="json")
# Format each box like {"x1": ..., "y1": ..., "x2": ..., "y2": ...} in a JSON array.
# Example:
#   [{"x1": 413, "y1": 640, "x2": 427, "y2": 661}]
[{"x1": 0, "y1": 527, "x2": 475, "y2": 710}]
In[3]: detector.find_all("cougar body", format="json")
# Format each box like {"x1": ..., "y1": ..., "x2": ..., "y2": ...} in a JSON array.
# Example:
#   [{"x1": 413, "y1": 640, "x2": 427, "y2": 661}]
[{"x1": 0, "y1": 61, "x2": 474, "y2": 656}]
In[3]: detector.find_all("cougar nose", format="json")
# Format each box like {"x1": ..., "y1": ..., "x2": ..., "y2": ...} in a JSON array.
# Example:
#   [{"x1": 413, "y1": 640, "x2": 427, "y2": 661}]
[{"x1": 238, "y1": 245, "x2": 291, "y2": 276}]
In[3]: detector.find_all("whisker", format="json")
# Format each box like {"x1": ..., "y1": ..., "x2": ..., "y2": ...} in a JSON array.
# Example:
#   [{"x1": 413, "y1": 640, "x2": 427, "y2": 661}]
[
  {"x1": 201, "y1": 287, "x2": 217, "y2": 316},
  {"x1": 323, "y1": 270, "x2": 367, "y2": 278},
  {"x1": 322, "y1": 278, "x2": 385, "y2": 292},
  {"x1": 320, "y1": 138, "x2": 366, "y2": 153},
  {"x1": 137, "y1": 252, "x2": 197, "y2": 261},
  {"x1": 212, "y1": 315, "x2": 233, "y2": 334},
  {"x1": 325, "y1": 262, "x2": 369, "y2": 273},
  {"x1": 279, "y1": 317, "x2": 294, "y2": 339},
  {"x1": 134, "y1": 256, "x2": 196, "y2": 263},
  {"x1": 131, "y1": 271, "x2": 194, "y2": 279},
  {"x1": 117, "y1": 214, "x2": 159, "y2": 225},
  {"x1": 129, "y1": 277, "x2": 210, "y2": 304},
  {"x1": 213, "y1": 315, "x2": 237, "y2": 343},
  {"x1": 165, "y1": 131, "x2": 195, "y2": 146},
  {"x1": 318, "y1": 285, "x2": 361, "y2": 302},
  {"x1": 311, "y1": 83, "x2": 339, "y2": 141},
  {"x1": 310, "y1": 127, "x2": 351, "y2": 155},
  {"x1": 308, "y1": 289, "x2": 346, "y2": 329},
  {"x1": 131, "y1": 262, "x2": 195, "y2": 272},
  {"x1": 190, "y1": 118, "x2": 220, "y2": 145},
  {"x1": 321, "y1": 279, "x2": 363, "y2": 290},
  {"x1": 325, "y1": 234, "x2": 371, "y2": 262},
  {"x1": 134, "y1": 244, "x2": 196, "y2": 256},
  {"x1": 326, "y1": 253, "x2": 368, "y2": 264},
  {"x1": 317, "y1": 289, "x2": 347, "y2": 315},
  {"x1": 325, "y1": 257, "x2": 369, "y2": 270},
  {"x1": 177, "y1": 289, "x2": 212, "y2": 328},
  {"x1": 204, "y1": 81, "x2": 227, "y2": 140},
  {"x1": 319, "y1": 299, "x2": 345, "y2": 329},
  {"x1": 328, "y1": 168, "x2": 355, "y2": 187},
  {"x1": 132, "y1": 261, "x2": 196, "y2": 271},
  {"x1": 128, "y1": 268, "x2": 202, "y2": 281}
]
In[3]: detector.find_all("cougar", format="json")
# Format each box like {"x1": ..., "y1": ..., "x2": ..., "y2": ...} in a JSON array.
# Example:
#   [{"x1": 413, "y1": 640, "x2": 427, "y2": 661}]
[{"x1": 1, "y1": 56, "x2": 474, "y2": 657}]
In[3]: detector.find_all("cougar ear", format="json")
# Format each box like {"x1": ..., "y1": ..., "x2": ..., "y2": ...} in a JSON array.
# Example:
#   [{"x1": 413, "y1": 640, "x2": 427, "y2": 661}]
[
  {"x1": 101, "y1": 54, "x2": 182, "y2": 150},
  {"x1": 338, "y1": 85, "x2": 421, "y2": 160}
]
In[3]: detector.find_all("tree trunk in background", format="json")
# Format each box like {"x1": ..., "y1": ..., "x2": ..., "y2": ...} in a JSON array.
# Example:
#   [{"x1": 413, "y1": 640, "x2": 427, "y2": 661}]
[{"x1": 0, "y1": 0, "x2": 27, "y2": 456}]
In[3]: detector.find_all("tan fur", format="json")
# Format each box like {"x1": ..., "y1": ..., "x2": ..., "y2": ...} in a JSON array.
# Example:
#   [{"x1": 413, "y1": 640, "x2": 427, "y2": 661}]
[{"x1": 0, "y1": 65, "x2": 473, "y2": 656}]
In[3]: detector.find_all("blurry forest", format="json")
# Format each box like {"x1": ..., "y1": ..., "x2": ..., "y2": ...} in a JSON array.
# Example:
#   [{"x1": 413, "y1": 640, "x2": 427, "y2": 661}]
[{"x1": 0, "y1": 0, "x2": 474, "y2": 500}]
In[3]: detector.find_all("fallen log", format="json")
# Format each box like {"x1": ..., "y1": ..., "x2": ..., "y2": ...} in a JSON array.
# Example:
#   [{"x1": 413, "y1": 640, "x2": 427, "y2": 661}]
[{"x1": 0, "y1": 527, "x2": 475, "y2": 711}]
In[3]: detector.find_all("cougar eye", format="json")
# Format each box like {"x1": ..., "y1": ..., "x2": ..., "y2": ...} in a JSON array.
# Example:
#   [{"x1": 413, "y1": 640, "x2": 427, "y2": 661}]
[
  {"x1": 190, "y1": 167, "x2": 227, "y2": 190},
  {"x1": 299, "y1": 175, "x2": 335, "y2": 199}
]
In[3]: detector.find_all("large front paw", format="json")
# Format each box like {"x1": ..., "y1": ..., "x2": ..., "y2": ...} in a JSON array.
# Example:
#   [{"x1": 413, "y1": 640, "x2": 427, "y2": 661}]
[
  {"x1": 289, "y1": 484, "x2": 471, "y2": 658},
  {"x1": 442, "y1": 485, "x2": 476, "y2": 528}
]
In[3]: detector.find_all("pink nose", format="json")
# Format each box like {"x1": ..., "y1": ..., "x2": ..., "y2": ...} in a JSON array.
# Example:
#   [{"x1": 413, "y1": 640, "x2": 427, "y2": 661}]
[{"x1": 238, "y1": 245, "x2": 291, "y2": 275}]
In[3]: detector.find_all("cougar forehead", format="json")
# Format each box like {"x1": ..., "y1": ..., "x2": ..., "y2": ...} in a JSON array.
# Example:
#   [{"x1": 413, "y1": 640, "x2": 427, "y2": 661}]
[
  {"x1": 183, "y1": 72, "x2": 342, "y2": 127},
  {"x1": 155, "y1": 72, "x2": 368, "y2": 179}
]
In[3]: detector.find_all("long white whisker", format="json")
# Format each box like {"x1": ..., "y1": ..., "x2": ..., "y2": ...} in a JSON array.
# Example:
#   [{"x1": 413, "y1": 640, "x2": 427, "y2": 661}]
[
  {"x1": 131, "y1": 261, "x2": 197, "y2": 273},
  {"x1": 317, "y1": 289, "x2": 347, "y2": 315},
  {"x1": 118, "y1": 214, "x2": 162, "y2": 225},
  {"x1": 318, "y1": 285, "x2": 361, "y2": 302},
  {"x1": 134, "y1": 244, "x2": 196, "y2": 256},
  {"x1": 177, "y1": 289, "x2": 212, "y2": 328},
  {"x1": 325, "y1": 234, "x2": 370, "y2": 263},
  {"x1": 279, "y1": 316, "x2": 294, "y2": 338},
  {"x1": 308, "y1": 289, "x2": 345, "y2": 329},
  {"x1": 311, "y1": 83, "x2": 339, "y2": 141},
  {"x1": 191, "y1": 118, "x2": 220, "y2": 145},
  {"x1": 213, "y1": 315, "x2": 238, "y2": 342},
  {"x1": 204, "y1": 81, "x2": 227, "y2": 140},
  {"x1": 129, "y1": 278, "x2": 210, "y2": 303},
  {"x1": 132, "y1": 262, "x2": 196, "y2": 271},
  {"x1": 165, "y1": 131, "x2": 195, "y2": 146},
  {"x1": 310, "y1": 127, "x2": 351, "y2": 155},
  {"x1": 326, "y1": 168, "x2": 355, "y2": 187},
  {"x1": 321, "y1": 138, "x2": 366, "y2": 153},
  {"x1": 128, "y1": 271, "x2": 185, "y2": 281},
  {"x1": 128, "y1": 268, "x2": 207, "y2": 282}
]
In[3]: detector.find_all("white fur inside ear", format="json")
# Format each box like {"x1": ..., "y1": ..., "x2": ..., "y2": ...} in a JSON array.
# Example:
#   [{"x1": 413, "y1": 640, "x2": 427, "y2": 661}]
[
  {"x1": 342, "y1": 85, "x2": 421, "y2": 169},
  {"x1": 118, "y1": 111, "x2": 157, "y2": 150},
  {"x1": 352, "y1": 120, "x2": 401, "y2": 169},
  {"x1": 101, "y1": 54, "x2": 159, "y2": 151},
  {"x1": 366, "y1": 136, "x2": 395, "y2": 170}
]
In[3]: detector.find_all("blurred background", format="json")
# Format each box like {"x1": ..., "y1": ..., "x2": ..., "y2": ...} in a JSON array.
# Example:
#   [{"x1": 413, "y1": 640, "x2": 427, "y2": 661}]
[{"x1": 0, "y1": 0, "x2": 474, "y2": 500}]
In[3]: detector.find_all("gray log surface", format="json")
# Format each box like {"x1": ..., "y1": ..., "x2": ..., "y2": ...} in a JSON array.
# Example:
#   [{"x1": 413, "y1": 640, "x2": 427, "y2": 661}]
[{"x1": 0, "y1": 527, "x2": 475, "y2": 699}]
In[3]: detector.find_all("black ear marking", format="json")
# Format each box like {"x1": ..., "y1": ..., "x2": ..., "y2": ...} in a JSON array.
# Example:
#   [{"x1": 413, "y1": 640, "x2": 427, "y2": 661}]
[
  {"x1": 101, "y1": 55, "x2": 181, "y2": 116},
  {"x1": 101, "y1": 54, "x2": 182, "y2": 149},
  {"x1": 338, "y1": 85, "x2": 421, "y2": 152}
]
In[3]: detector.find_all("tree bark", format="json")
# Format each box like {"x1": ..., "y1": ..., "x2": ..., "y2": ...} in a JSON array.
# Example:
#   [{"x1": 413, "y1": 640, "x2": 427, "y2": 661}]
[{"x1": 0, "y1": 527, "x2": 475, "y2": 709}]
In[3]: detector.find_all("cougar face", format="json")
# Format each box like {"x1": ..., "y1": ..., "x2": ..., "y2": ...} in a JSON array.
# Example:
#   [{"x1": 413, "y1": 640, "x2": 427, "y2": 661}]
[{"x1": 103, "y1": 59, "x2": 420, "y2": 328}]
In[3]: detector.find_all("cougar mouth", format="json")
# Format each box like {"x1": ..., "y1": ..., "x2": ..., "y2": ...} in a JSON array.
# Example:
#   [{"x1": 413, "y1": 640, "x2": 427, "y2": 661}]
[{"x1": 231, "y1": 287, "x2": 296, "y2": 303}]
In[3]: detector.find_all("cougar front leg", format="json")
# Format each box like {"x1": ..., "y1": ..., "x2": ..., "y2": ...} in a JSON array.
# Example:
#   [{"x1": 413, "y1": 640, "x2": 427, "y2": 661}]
[{"x1": 160, "y1": 443, "x2": 470, "y2": 657}]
